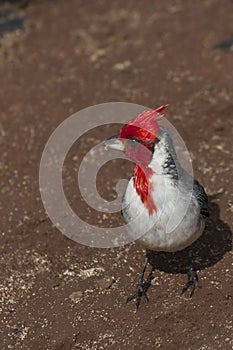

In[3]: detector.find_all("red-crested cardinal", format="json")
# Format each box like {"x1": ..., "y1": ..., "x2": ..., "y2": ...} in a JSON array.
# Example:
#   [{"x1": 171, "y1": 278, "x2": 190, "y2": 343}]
[{"x1": 105, "y1": 105, "x2": 209, "y2": 308}]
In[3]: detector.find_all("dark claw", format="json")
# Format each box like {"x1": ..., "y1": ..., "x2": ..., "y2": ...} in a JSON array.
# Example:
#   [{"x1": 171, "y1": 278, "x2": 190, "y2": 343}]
[
  {"x1": 126, "y1": 282, "x2": 149, "y2": 309},
  {"x1": 182, "y1": 267, "x2": 202, "y2": 297},
  {"x1": 126, "y1": 268, "x2": 154, "y2": 309}
]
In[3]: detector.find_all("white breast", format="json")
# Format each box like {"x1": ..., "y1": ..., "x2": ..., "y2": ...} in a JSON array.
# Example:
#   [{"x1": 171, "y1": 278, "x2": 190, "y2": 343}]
[
  {"x1": 122, "y1": 129, "x2": 207, "y2": 252},
  {"x1": 122, "y1": 176, "x2": 206, "y2": 252}
]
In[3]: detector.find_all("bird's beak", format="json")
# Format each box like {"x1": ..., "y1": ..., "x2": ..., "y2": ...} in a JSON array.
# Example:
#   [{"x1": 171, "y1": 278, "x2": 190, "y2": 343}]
[{"x1": 103, "y1": 135, "x2": 125, "y2": 151}]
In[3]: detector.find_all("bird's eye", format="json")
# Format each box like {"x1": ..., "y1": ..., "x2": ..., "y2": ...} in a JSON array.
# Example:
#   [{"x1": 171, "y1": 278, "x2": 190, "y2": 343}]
[{"x1": 130, "y1": 137, "x2": 138, "y2": 143}]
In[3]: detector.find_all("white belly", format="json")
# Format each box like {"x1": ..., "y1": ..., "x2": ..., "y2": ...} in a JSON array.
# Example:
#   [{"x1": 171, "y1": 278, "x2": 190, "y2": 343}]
[{"x1": 122, "y1": 177, "x2": 206, "y2": 252}]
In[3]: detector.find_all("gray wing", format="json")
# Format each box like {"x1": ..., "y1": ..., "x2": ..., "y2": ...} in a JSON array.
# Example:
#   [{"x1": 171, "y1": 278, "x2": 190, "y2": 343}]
[{"x1": 193, "y1": 179, "x2": 209, "y2": 218}]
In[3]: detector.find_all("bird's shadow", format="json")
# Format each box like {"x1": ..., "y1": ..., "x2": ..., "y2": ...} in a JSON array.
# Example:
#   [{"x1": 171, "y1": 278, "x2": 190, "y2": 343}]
[{"x1": 147, "y1": 196, "x2": 232, "y2": 274}]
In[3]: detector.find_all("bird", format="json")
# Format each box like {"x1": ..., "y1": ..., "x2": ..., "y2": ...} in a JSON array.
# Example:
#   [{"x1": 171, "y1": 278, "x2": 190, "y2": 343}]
[{"x1": 104, "y1": 105, "x2": 209, "y2": 309}]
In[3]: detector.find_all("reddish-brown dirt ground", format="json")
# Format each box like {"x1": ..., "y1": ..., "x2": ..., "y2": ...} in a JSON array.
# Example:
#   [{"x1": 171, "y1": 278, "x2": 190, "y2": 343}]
[{"x1": 0, "y1": 1, "x2": 233, "y2": 349}]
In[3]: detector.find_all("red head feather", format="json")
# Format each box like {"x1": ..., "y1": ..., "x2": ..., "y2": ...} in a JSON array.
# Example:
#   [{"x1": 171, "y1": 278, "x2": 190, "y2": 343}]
[
  {"x1": 119, "y1": 104, "x2": 169, "y2": 215},
  {"x1": 119, "y1": 104, "x2": 168, "y2": 142}
]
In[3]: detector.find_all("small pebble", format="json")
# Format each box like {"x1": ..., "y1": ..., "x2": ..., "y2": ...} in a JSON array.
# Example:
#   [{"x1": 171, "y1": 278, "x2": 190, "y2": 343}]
[
  {"x1": 69, "y1": 291, "x2": 83, "y2": 301},
  {"x1": 96, "y1": 277, "x2": 114, "y2": 291}
]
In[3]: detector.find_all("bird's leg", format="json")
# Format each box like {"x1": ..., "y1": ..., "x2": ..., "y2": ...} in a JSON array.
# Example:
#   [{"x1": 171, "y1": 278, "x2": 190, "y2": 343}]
[
  {"x1": 126, "y1": 253, "x2": 155, "y2": 309},
  {"x1": 182, "y1": 251, "x2": 202, "y2": 297}
]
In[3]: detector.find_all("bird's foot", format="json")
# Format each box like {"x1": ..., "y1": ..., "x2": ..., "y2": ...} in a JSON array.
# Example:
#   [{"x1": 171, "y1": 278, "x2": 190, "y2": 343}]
[
  {"x1": 182, "y1": 267, "x2": 202, "y2": 297},
  {"x1": 126, "y1": 270, "x2": 154, "y2": 309}
]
